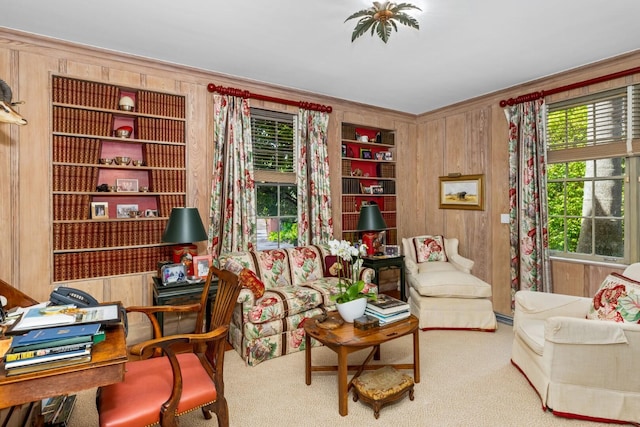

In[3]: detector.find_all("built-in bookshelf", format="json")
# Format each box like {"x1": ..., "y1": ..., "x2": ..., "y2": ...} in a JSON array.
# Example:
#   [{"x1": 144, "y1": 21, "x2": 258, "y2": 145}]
[
  {"x1": 341, "y1": 123, "x2": 397, "y2": 245},
  {"x1": 50, "y1": 76, "x2": 187, "y2": 282}
]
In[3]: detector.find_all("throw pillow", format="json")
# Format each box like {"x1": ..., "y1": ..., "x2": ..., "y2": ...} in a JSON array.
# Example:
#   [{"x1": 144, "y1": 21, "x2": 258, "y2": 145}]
[
  {"x1": 223, "y1": 258, "x2": 244, "y2": 275},
  {"x1": 413, "y1": 235, "x2": 448, "y2": 263},
  {"x1": 587, "y1": 272, "x2": 640, "y2": 323},
  {"x1": 238, "y1": 268, "x2": 265, "y2": 299},
  {"x1": 324, "y1": 255, "x2": 351, "y2": 278}
]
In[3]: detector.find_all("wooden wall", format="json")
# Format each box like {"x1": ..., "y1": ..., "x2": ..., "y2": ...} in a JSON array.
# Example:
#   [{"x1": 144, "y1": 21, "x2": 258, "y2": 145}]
[{"x1": 1, "y1": 28, "x2": 639, "y2": 342}]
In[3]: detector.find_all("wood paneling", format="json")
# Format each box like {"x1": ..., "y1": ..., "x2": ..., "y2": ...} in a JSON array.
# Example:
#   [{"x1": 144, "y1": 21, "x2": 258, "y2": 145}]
[{"x1": 2, "y1": 27, "x2": 640, "y2": 331}]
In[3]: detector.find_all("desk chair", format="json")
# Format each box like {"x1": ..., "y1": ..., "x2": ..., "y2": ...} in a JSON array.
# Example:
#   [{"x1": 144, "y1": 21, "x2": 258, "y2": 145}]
[{"x1": 97, "y1": 267, "x2": 241, "y2": 427}]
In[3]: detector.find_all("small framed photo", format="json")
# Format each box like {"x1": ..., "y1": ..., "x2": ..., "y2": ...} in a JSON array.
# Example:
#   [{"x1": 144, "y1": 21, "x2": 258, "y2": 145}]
[
  {"x1": 193, "y1": 255, "x2": 213, "y2": 279},
  {"x1": 342, "y1": 144, "x2": 347, "y2": 157},
  {"x1": 384, "y1": 245, "x2": 400, "y2": 257},
  {"x1": 383, "y1": 152, "x2": 393, "y2": 161},
  {"x1": 117, "y1": 204, "x2": 139, "y2": 218},
  {"x1": 91, "y1": 202, "x2": 109, "y2": 219},
  {"x1": 144, "y1": 209, "x2": 158, "y2": 218},
  {"x1": 360, "y1": 149, "x2": 372, "y2": 159},
  {"x1": 374, "y1": 152, "x2": 384, "y2": 160},
  {"x1": 161, "y1": 263, "x2": 186, "y2": 285},
  {"x1": 116, "y1": 178, "x2": 139, "y2": 192}
]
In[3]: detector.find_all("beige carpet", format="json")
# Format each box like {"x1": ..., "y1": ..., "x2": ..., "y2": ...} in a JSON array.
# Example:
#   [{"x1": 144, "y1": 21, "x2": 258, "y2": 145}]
[{"x1": 68, "y1": 324, "x2": 614, "y2": 426}]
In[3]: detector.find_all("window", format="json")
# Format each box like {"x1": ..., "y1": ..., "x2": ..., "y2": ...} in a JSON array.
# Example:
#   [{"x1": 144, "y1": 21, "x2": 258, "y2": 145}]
[
  {"x1": 251, "y1": 109, "x2": 298, "y2": 249},
  {"x1": 546, "y1": 85, "x2": 640, "y2": 263}
]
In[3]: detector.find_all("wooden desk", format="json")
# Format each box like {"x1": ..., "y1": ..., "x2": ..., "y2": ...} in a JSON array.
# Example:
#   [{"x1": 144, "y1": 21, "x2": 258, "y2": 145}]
[{"x1": 0, "y1": 324, "x2": 127, "y2": 409}]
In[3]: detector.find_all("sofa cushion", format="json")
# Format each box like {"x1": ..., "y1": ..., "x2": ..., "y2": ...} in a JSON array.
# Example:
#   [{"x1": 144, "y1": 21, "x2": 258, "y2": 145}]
[
  {"x1": 587, "y1": 273, "x2": 640, "y2": 323},
  {"x1": 286, "y1": 246, "x2": 324, "y2": 286},
  {"x1": 413, "y1": 235, "x2": 448, "y2": 263},
  {"x1": 410, "y1": 270, "x2": 492, "y2": 298},
  {"x1": 246, "y1": 286, "x2": 323, "y2": 324}
]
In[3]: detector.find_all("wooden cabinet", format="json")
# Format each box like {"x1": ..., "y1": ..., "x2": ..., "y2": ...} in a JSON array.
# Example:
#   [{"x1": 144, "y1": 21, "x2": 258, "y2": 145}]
[
  {"x1": 340, "y1": 123, "x2": 397, "y2": 245},
  {"x1": 51, "y1": 76, "x2": 186, "y2": 282}
]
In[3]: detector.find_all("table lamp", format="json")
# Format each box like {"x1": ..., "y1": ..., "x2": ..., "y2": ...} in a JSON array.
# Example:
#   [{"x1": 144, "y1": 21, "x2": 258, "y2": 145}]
[
  {"x1": 162, "y1": 207, "x2": 208, "y2": 276},
  {"x1": 357, "y1": 204, "x2": 387, "y2": 256}
]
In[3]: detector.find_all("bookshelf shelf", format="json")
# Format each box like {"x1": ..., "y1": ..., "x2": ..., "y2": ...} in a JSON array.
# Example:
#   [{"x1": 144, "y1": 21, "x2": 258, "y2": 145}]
[{"x1": 50, "y1": 75, "x2": 187, "y2": 282}]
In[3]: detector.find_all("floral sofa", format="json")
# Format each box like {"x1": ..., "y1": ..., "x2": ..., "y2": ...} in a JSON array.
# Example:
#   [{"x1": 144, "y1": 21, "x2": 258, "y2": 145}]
[{"x1": 220, "y1": 245, "x2": 376, "y2": 366}]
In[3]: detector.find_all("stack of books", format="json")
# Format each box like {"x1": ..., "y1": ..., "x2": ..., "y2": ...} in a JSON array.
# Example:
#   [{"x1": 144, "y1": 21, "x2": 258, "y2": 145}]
[
  {"x1": 365, "y1": 294, "x2": 411, "y2": 325},
  {"x1": 3, "y1": 324, "x2": 104, "y2": 376}
]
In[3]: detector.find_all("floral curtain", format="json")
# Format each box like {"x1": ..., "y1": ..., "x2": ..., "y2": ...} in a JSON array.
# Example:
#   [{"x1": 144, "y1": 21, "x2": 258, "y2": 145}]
[
  {"x1": 296, "y1": 109, "x2": 333, "y2": 245},
  {"x1": 505, "y1": 99, "x2": 552, "y2": 309},
  {"x1": 208, "y1": 94, "x2": 256, "y2": 258}
]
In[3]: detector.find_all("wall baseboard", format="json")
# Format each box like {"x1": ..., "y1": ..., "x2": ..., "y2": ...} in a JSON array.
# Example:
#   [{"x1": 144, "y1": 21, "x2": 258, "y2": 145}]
[{"x1": 496, "y1": 312, "x2": 513, "y2": 326}]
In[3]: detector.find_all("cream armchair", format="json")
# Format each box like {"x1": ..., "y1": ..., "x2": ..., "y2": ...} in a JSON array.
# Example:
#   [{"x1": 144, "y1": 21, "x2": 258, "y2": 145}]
[
  {"x1": 401, "y1": 236, "x2": 496, "y2": 331},
  {"x1": 511, "y1": 263, "x2": 640, "y2": 424}
]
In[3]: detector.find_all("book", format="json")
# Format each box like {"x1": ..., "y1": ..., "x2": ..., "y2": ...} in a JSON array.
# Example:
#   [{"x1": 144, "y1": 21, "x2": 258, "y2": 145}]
[
  {"x1": 11, "y1": 323, "x2": 102, "y2": 347},
  {"x1": 5, "y1": 342, "x2": 92, "y2": 362},
  {"x1": 9, "y1": 303, "x2": 121, "y2": 333},
  {"x1": 9, "y1": 333, "x2": 98, "y2": 353},
  {"x1": 4, "y1": 347, "x2": 91, "y2": 369},
  {"x1": 5, "y1": 355, "x2": 91, "y2": 376},
  {"x1": 365, "y1": 308, "x2": 411, "y2": 325},
  {"x1": 366, "y1": 294, "x2": 409, "y2": 315}
]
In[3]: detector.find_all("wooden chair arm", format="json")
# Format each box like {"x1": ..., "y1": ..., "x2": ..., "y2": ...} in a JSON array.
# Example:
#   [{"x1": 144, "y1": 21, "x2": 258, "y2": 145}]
[{"x1": 129, "y1": 325, "x2": 229, "y2": 357}]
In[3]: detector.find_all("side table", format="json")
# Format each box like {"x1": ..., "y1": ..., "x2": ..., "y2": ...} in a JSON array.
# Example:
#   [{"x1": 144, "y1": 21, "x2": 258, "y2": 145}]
[
  {"x1": 152, "y1": 276, "x2": 218, "y2": 335},
  {"x1": 362, "y1": 255, "x2": 406, "y2": 301}
]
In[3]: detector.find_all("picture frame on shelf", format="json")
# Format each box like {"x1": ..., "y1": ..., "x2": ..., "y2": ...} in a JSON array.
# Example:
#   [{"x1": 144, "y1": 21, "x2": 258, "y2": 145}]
[
  {"x1": 374, "y1": 152, "x2": 384, "y2": 160},
  {"x1": 384, "y1": 245, "x2": 400, "y2": 256},
  {"x1": 144, "y1": 209, "x2": 158, "y2": 218},
  {"x1": 116, "y1": 204, "x2": 139, "y2": 218},
  {"x1": 383, "y1": 151, "x2": 393, "y2": 161},
  {"x1": 342, "y1": 144, "x2": 347, "y2": 157},
  {"x1": 116, "y1": 178, "x2": 139, "y2": 193},
  {"x1": 193, "y1": 255, "x2": 213, "y2": 279},
  {"x1": 439, "y1": 174, "x2": 484, "y2": 210},
  {"x1": 360, "y1": 149, "x2": 372, "y2": 159},
  {"x1": 90, "y1": 202, "x2": 109, "y2": 219}
]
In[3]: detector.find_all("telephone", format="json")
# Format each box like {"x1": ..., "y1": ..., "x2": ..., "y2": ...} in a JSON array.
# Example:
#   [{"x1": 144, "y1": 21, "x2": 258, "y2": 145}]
[{"x1": 50, "y1": 286, "x2": 99, "y2": 307}]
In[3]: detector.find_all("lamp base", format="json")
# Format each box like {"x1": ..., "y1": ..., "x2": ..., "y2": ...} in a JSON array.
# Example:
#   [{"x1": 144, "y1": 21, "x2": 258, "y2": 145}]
[
  {"x1": 171, "y1": 244, "x2": 197, "y2": 276},
  {"x1": 362, "y1": 232, "x2": 378, "y2": 256}
]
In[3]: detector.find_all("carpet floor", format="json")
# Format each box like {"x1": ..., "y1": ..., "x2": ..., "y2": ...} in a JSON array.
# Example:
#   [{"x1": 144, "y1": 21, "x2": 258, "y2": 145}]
[{"x1": 68, "y1": 323, "x2": 616, "y2": 426}]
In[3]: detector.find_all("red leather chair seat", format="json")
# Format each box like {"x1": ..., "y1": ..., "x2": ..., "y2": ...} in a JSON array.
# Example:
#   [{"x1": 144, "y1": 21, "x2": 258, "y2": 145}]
[{"x1": 98, "y1": 353, "x2": 217, "y2": 427}]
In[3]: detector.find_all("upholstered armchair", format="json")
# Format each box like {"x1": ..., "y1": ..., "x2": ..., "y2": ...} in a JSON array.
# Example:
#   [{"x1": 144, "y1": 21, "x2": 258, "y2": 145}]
[
  {"x1": 511, "y1": 263, "x2": 640, "y2": 424},
  {"x1": 401, "y1": 235, "x2": 496, "y2": 331}
]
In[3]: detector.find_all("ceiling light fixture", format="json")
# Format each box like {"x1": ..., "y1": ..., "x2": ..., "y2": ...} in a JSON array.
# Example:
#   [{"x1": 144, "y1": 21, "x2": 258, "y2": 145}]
[{"x1": 345, "y1": 1, "x2": 421, "y2": 43}]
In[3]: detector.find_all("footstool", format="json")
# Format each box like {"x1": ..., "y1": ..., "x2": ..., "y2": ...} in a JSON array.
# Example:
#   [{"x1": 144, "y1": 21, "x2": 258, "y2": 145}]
[{"x1": 352, "y1": 365, "x2": 415, "y2": 418}]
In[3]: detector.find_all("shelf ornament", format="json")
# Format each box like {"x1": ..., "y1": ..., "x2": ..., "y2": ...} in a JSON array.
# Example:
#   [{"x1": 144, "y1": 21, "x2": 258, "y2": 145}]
[
  {"x1": 0, "y1": 79, "x2": 27, "y2": 125},
  {"x1": 345, "y1": 2, "x2": 421, "y2": 44}
]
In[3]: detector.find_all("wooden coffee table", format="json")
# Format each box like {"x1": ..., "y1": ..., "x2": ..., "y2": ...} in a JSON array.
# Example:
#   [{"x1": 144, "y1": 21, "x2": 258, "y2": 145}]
[{"x1": 304, "y1": 311, "x2": 420, "y2": 416}]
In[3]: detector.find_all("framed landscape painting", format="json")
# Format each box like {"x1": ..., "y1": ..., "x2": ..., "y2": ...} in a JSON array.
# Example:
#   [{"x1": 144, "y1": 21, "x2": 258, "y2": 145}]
[{"x1": 439, "y1": 174, "x2": 484, "y2": 210}]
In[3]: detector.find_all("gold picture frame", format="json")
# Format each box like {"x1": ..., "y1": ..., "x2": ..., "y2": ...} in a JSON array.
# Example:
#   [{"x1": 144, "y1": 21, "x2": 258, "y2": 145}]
[{"x1": 439, "y1": 174, "x2": 484, "y2": 210}]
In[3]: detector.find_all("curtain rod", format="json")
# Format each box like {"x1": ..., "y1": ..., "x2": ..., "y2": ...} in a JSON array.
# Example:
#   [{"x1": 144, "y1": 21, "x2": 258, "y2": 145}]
[
  {"x1": 499, "y1": 66, "x2": 640, "y2": 107},
  {"x1": 207, "y1": 83, "x2": 332, "y2": 113}
]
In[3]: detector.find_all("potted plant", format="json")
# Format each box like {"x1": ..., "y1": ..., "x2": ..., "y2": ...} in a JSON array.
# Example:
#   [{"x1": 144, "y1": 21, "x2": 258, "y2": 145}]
[{"x1": 328, "y1": 239, "x2": 377, "y2": 322}]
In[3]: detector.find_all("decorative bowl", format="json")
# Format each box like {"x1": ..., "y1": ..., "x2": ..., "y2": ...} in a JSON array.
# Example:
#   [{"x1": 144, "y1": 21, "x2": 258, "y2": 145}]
[
  {"x1": 118, "y1": 96, "x2": 135, "y2": 112},
  {"x1": 114, "y1": 156, "x2": 131, "y2": 165},
  {"x1": 133, "y1": 159, "x2": 144, "y2": 166},
  {"x1": 99, "y1": 158, "x2": 113, "y2": 165},
  {"x1": 115, "y1": 126, "x2": 133, "y2": 138}
]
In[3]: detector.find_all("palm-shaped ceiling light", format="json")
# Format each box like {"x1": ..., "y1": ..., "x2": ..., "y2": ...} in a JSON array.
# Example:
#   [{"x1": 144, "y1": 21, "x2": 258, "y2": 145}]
[{"x1": 345, "y1": 2, "x2": 421, "y2": 43}]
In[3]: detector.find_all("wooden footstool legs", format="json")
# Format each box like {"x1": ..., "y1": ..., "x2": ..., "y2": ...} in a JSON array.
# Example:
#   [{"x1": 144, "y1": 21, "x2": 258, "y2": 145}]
[{"x1": 352, "y1": 366, "x2": 415, "y2": 419}]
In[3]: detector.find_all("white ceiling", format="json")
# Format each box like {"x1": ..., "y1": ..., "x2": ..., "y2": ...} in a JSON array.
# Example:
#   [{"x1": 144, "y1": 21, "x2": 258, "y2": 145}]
[{"x1": 2, "y1": 0, "x2": 640, "y2": 114}]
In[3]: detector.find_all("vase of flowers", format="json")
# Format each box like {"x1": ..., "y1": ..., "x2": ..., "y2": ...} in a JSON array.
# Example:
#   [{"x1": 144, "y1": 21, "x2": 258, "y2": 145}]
[{"x1": 328, "y1": 239, "x2": 376, "y2": 322}]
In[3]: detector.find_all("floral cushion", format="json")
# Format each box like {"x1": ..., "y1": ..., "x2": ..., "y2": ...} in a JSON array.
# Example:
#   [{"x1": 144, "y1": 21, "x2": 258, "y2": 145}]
[
  {"x1": 587, "y1": 273, "x2": 640, "y2": 323},
  {"x1": 413, "y1": 235, "x2": 448, "y2": 263},
  {"x1": 238, "y1": 268, "x2": 265, "y2": 299},
  {"x1": 287, "y1": 246, "x2": 324, "y2": 286},
  {"x1": 324, "y1": 255, "x2": 351, "y2": 278},
  {"x1": 254, "y1": 249, "x2": 291, "y2": 288}
]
